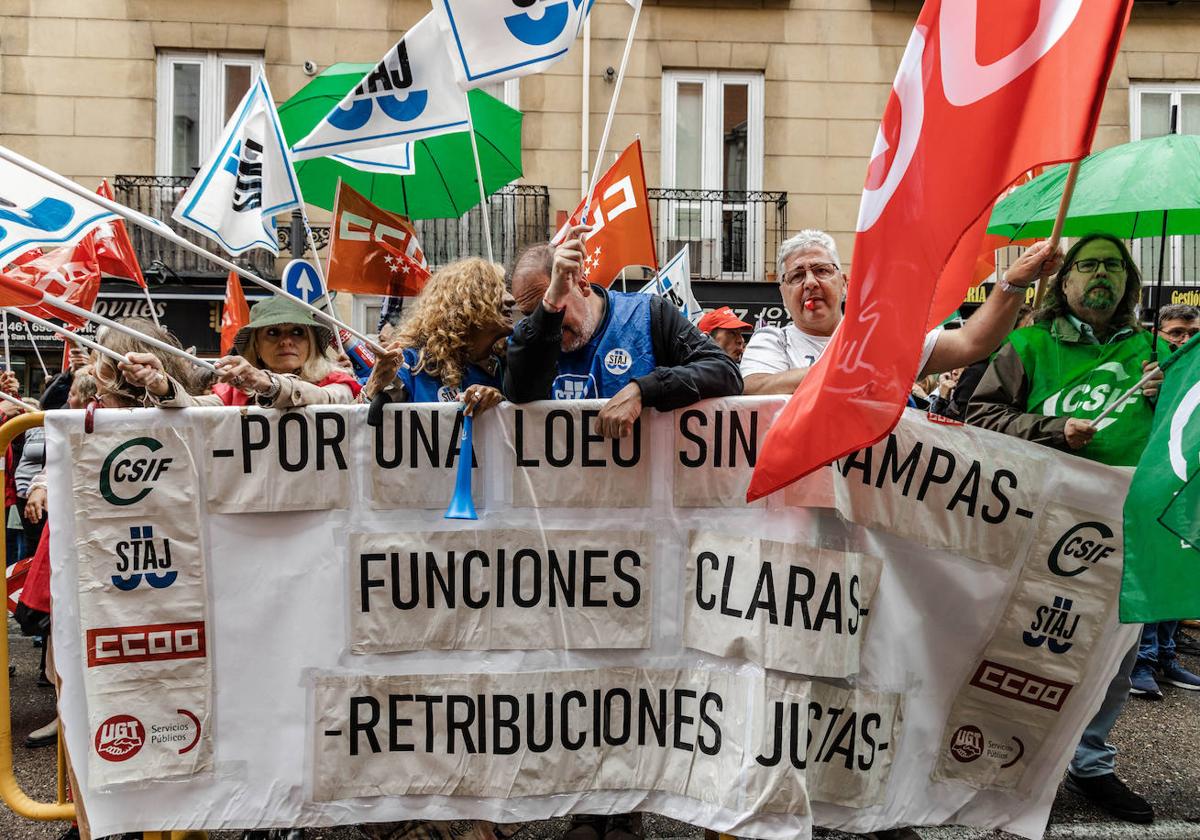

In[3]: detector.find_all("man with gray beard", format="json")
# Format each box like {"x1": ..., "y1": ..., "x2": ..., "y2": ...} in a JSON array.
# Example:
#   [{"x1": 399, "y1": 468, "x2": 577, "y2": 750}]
[{"x1": 505, "y1": 226, "x2": 741, "y2": 438}]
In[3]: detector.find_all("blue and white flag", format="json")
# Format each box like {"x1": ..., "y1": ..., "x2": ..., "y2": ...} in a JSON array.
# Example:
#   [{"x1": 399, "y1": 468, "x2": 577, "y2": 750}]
[
  {"x1": 432, "y1": 0, "x2": 597, "y2": 89},
  {"x1": 330, "y1": 144, "x2": 415, "y2": 176},
  {"x1": 172, "y1": 75, "x2": 301, "y2": 256},
  {"x1": 638, "y1": 247, "x2": 700, "y2": 322},
  {"x1": 292, "y1": 14, "x2": 469, "y2": 161},
  {"x1": 0, "y1": 153, "x2": 116, "y2": 267}
]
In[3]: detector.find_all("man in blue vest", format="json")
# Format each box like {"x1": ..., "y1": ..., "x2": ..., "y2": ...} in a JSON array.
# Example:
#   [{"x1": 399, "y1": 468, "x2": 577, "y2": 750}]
[{"x1": 505, "y1": 226, "x2": 742, "y2": 437}]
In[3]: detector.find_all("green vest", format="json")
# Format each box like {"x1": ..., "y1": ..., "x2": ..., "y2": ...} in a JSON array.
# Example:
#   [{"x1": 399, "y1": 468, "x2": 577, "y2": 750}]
[{"x1": 1007, "y1": 320, "x2": 1163, "y2": 467}]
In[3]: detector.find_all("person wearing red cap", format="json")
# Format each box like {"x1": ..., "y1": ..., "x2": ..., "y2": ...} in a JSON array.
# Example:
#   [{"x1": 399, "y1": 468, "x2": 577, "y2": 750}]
[{"x1": 697, "y1": 306, "x2": 752, "y2": 363}]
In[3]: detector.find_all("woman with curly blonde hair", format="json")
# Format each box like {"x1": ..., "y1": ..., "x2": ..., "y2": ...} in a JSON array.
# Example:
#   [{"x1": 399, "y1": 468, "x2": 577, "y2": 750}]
[{"x1": 363, "y1": 257, "x2": 515, "y2": 415}]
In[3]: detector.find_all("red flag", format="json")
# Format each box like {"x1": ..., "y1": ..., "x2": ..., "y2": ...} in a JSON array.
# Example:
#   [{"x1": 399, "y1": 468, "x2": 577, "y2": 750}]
[
  {"x1": 326, "y1": 182, "x2": 431, "y2": 298},
  {"x1": 553, "y1": 139, "x2": 657, "y2": 288},
  {"x1": 93, "y1": 180, "x2": 146, "y2": 288},
  {"x1": 749, "y1": 0, "x2": 1133, "y2": 500},
  {"x1": 0, "y1": 234, "x2": 101, "y2": 325},
  {"x1": 220, "y1": 271, "x2": 250, "y2": 356}
]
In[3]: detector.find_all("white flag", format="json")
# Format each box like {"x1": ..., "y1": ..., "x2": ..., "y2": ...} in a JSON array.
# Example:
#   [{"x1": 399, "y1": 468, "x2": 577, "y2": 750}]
[
  {"x1": 432, "y1": 0, "x2": 595, "y2": 89},
  {"x1": 0, "y1": 153, "x2": 116, "y2": 267},
  {"x1": 292, "y1": 15, "x2": 469, "y2": 161},
  {"x1": 330, "y1": 144, "x2": 415, "y2": 176},
  {"x1": 638, "y1": 247, "x2": 700, "y2": 321},
  {"x1": 172, "y1": 75, "x2": 301, "y2": 256}
]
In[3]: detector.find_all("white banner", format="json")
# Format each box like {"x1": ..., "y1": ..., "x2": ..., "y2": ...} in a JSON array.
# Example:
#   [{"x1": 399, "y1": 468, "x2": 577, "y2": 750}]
[{"x1": 47, "y1": 400, "x2": 1136, "y2": 838}]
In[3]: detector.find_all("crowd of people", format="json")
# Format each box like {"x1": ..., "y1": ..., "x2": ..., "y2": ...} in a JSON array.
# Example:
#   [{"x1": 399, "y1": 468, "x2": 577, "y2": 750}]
[{"x1": 2, "y1": 226, "x2": 1197, "y2": 840}]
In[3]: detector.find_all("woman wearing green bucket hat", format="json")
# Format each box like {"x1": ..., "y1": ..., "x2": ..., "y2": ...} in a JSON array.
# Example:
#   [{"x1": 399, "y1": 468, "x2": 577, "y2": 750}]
[{"x1": 120, "y1": 296, "x2": 362, "y2": 407}]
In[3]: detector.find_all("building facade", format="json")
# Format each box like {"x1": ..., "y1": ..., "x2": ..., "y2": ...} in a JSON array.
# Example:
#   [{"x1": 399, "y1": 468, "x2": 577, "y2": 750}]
[{"x1": 2, "y1": 0, "x2": 1199, "y2": 369}]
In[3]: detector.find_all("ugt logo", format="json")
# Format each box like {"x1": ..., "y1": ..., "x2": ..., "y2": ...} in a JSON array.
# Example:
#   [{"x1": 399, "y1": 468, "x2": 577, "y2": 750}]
[
  {"x1": 111, "y1": 525, "x2": 177, "y2": 592},
  {"x1": 222, "y1": 138, "x2": 264, "y2": 213},
  {"x1": 99, "y1": 437, "x2": 173, "y2": 507},
  {"x1": 0, "y1": 195, "x2": 75, "y2": 240},
  {"x1": 1023, "y1": 595, "x2": 1079, "y2": 654},
  {"x1": 329, "y1": 41, "x2": 427, "y2": 131}
]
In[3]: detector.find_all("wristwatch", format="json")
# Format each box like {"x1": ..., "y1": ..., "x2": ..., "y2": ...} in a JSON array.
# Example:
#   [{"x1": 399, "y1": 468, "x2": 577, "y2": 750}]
[
  {"x1": 997, "y1": 275, "x2": 1033, "y2": 296},
  {"x1": 258, "y1": 372, "x2": 282, "y2": 402}
]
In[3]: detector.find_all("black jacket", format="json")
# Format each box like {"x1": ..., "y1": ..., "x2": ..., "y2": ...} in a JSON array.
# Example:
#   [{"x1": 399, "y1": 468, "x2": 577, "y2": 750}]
[{"x1": 503, "y1": 289, "x2": 742, "y2": 409}]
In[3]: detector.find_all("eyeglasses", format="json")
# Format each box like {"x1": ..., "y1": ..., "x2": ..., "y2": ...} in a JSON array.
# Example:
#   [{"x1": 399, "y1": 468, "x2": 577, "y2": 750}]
[
  {"x1": 262, "y1": 326, "x2": 309, "y2": 342},
  {"x1": 1162, "y1": 326, "x2": 1199, "y2": 343},
  {"x1": 781, "y1": 263, "x2": 839, "y2": 285},
  {"x1": 1071, "y1": 258, "x2": 1127, "y2": 274}
]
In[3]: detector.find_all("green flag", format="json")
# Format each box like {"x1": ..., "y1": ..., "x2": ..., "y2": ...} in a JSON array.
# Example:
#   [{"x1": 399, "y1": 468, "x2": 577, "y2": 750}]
[{"x1": 1121, "y1": 336, "x2": 1200, "y2": 622}]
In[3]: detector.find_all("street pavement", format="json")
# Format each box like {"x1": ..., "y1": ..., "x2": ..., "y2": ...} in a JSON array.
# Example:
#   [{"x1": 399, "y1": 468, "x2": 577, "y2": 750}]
[{"x1": 2, "y1": 626, "x2": 1198, "y2": 840}]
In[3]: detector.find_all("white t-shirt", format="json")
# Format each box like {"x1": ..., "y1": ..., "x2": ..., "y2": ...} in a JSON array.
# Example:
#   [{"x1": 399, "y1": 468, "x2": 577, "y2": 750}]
[{"x1": 740, "y1": 323, "x2": 941, "y2": 379}]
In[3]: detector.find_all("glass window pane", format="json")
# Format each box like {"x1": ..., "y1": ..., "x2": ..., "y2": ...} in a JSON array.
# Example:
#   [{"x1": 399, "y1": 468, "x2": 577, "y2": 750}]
[
  {"x1": 674, "y1": 82, "x2": 703, "y2": 188},
  {"x1": 1136, "y1": 235, "x2": 1173, "y2": 292},
  {"x1": 1139, "y1": 91, "x2": 1172, "y2": 139},
  {"x1": 722, "y1": 83, "x2": 748, "y2": 193},
  {"x1": 171, "y1": 62, "x2": 201, "y2": 176},
  {"x1": 223, "y1": 64, "x2": 253, "y2": 122},
  {"x1": 1181, "y1": 93, "x2": 1200, "y2": 136}
]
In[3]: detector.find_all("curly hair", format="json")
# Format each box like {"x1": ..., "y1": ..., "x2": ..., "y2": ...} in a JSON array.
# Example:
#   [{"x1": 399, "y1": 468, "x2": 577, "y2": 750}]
[
  {"x1": 396, "y1": 257, "x2": 507, "y2": 390},
  {"x1": 94, "y1": 317, "x2": 202, "y2": 404},
  {"x1": 1034, "y1": 233, "x2": 1143, "y2": 333}
]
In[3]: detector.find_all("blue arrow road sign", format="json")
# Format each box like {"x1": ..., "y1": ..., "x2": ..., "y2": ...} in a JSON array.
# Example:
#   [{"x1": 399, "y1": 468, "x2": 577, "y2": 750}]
[{"x1": 282, "y1": 259, "x2": 324, "y2": 304}]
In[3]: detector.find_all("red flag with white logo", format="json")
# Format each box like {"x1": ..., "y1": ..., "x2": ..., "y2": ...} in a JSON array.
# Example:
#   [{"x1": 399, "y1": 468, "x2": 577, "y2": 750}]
[
  {"x1": 93, "y1": 180, "x2": 147, "y2": 288},
  {"x1": 326, "y1": 181, "x2": 431, "y2": 298},
  {"x1": 220, "y1": 271, "x2": 250, "y2": 356},
  {"x1": 553, "y1": 139, "x2": 657, "y2": 288},
  {"x1": 0, "y1": 233, "x2": 102, "y2": 326},
  {"x1": 749, "y1": 0, "x2": 1134, "y2": 500}
]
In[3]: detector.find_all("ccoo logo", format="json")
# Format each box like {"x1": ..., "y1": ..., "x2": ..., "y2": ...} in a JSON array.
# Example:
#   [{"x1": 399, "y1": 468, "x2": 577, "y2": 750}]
[
  {"x1": 100, "y1": 437, "x2": 174, "y2": 506},
  {"x1": 329, "y1": 41, "x2": 427, "y2": 131}
]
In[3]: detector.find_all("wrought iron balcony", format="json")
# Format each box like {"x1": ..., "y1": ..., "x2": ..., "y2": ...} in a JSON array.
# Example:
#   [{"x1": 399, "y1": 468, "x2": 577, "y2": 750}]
[
  {"x1": 113, "y1": 176, "x2": 277, "y2": 281},
  {"x1": 649, "y1": 188, "x2": 789, "y2": 283}
]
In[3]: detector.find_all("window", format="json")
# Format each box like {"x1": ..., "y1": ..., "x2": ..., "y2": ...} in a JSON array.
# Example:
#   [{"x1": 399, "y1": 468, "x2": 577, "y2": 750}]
[
  {"x1": 1130, "y1": 83, "x2": 1200, "y2": 286},
  {"x1": 156, "y1": 51, "x2": 264, "y2": 177},
  {"x1": 661, "y1": 71, "x2": 764, "y2": 280}
]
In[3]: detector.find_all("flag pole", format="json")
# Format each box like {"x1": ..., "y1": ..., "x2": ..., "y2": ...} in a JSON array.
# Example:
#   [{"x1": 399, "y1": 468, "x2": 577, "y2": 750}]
[
  {"x1": 0, "y1": 389, "x2": 38, "y2": 413},
  {"x1": 139, "y1": 284, "x2": 162, "y2": 328},
  {"x1": 1, "y1": 312, "x2": 10, "y2": 370},
  {"x1": 21, "y1": 322, "x2": 49, "y2": 379},
  {"x1": 1090, "y1": 365, "x2": 1159, "y2": 426},
  {"x1": 0, "y1": 146, "x2": 385, "y2": 355},
  {"x1": 463, "y1": 91, "x2": 495, "y2": 264},
  {"x1": 298, "y1": 208, "x2": 346, "y2": 356},
  {"x1": 580, "y1": 0, "x2": 642, "y2": 223},
  {"x1": 1035, "y1": 159, "x2": 1081, "y2": 309},
  {"x1": 4, "y1": 308, "x2": 128, "y2": 366}
]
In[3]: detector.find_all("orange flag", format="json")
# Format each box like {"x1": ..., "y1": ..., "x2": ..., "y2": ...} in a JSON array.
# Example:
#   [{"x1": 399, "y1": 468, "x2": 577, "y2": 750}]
[
  {"x1": 326, "y1": 182, "x2": 431, "y2": 298},
  {"x1": 554, "y1": 139, "x2": 657, "y2": 288},
  {"x1": 220, "y1": 271, "x2": 250, "y2": 356},
  {"x1": 94, "y1": 180, "x2": 147, "y2": 288}
]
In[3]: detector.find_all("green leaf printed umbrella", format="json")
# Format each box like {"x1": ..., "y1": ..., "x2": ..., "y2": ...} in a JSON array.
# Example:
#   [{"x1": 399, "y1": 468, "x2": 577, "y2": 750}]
[{"x1": 278, "y1": 63, "x2": 523, "y2": 219}]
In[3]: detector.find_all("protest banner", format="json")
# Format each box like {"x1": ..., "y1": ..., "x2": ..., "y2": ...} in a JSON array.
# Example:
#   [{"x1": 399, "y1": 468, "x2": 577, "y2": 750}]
[{"x1": 48, "y1": 401, "x2": 1135, "y2": 838}]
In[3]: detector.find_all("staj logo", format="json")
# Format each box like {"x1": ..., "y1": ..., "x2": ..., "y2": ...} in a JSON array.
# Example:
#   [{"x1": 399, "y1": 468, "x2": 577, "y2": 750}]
[
  {"x1": 95, "y1": 714, "x2": 144, "y2": 762},
  {"x1": 329, "y1": 41, "x2": 427, "y2": 132},
  {"x1": 111, "y1": 525, "x2": 177, "y2": 591},
  {"x1": 503, "y1": 0, "x2": 582, "y2": 46},
  {"x1": 99, "y1": 437, "x2": 173, "y2": 506},
  {"x1": 1023, "y1": 595, "x2": 1079, "y2": 654}
]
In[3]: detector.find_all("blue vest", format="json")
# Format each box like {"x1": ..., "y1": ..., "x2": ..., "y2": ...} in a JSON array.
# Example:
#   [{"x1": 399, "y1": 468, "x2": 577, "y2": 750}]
[
  {"x1": 553, "y1": 289, "x2": 656, "y2": 399},
  {"x1": 398, "y1": 347, "x2": 501, "y2": 403}
]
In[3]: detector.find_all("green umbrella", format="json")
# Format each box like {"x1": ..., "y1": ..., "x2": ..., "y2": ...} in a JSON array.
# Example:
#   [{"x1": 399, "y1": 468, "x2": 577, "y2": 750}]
[
  {"x1": 987, "y1": 133, "x2": 1200, "y2": 240},
  {"x1": 278, "y1": 63, "x2": 523, "y2": 219}
]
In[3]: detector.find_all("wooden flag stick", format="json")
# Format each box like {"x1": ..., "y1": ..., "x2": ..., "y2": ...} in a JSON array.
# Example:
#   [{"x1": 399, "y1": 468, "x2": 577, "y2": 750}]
[
  {"x1": 0, "y1": 146, "x2": 385, "y2": 355},
  {"x1": 4, "y1": 308, "x2": 128, "y2": 366},
  {"x1": 1035, "y1": 160, "x2": 1081, "y2": 309}
]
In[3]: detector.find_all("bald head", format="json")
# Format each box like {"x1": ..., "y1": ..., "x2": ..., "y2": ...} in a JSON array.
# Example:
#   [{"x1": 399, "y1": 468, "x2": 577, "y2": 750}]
[{"x1": 511, "y1": 243, "x2": 555, "y2": 315}]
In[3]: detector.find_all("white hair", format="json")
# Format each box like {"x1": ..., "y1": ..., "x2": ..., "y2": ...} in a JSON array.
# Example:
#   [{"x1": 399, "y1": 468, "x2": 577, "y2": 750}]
[{"x1": 777, "y1": 229, "x2": 842, "y2": 276}]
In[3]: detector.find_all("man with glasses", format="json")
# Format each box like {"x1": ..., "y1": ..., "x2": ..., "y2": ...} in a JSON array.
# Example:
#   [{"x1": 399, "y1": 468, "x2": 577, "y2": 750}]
[
  {"x1": 1158, "y1": 303, "x2": 1199, "y2": 350},
  {"x1": 970, "y1": 233, "x2": 1168, "y2": 826},
  {"x1": 740, "y1": 229, "x2": 1058, "y2": 395}
]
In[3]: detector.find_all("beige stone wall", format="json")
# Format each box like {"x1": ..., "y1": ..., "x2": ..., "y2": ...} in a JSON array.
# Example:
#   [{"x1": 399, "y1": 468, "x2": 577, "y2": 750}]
[{"x1": 3, "y1": 0, "x2": 1200, "y2": 269}]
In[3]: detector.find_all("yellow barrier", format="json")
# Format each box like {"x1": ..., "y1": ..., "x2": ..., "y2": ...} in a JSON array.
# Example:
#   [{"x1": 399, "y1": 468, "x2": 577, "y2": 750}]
[{"x1": 0, "y1": 410, "x2": 74, "y2": 822}]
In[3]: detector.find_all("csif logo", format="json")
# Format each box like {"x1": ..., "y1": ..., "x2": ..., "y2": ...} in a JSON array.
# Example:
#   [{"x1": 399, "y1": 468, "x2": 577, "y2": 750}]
[
  {"x1": 99, "y1": 437, "x2": 173, "y2": 506},
  {"x1": 111, "y1": 525, "x2": 177, "y2": 591},
  {"x1": 1048, "y1": 521, "x2": 1116, "y2": 578},
  {"x1": 330, "y1": 42, "x2": 427, "y2": 131}
]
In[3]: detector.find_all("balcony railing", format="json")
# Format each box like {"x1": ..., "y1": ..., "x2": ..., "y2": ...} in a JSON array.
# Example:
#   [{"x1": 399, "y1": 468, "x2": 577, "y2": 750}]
[
  {"x1": 649, "y1": 188, "x2": 788, "y2": 283},
  {"x1": 113, "y1": 176, "x2": 276, "y2": 280},
  {"x1": 414, "y1": 184, "x2": 550, "y2": 270}
]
